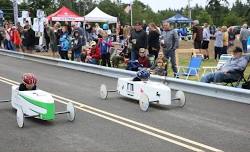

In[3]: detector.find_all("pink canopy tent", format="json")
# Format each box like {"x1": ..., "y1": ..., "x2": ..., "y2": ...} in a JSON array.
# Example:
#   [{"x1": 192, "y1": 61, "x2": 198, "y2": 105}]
[{"x1": 47, "y1": 6, "x2": 84, "y2": 22}]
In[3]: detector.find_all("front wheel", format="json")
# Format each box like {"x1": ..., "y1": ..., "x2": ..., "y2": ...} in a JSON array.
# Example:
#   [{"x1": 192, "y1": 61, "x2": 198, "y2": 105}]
[
  {"x1": 67, "y1": 102, "x2": 76, "y2": 122},
  {"x1": 17, "y1": 108, "x2": 24, "y2": 128},
  {"x1": 139, "y1": 93, "x2": 149, "y2": 112},
  {"x1": 100, "y1": 84, "x2": 108, "y2": 100}
]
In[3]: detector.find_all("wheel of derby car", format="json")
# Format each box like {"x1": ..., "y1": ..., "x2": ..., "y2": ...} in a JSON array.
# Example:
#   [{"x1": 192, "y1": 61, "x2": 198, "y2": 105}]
[
  {"x1": 139, "y1": 93, "x2": 149, "y2": 112},
  {"x1": 67, "y1": 102, "x2": 75, "y2": 122},
  {"x1": 100, "y1": 84, "x2": 108, "y2": 100},
  {"x1": 175, "y1": 91, "x2": 186, "y2": 107},
  {"x1": 16, "y1": 108, "x2": 24, "y2": 128}
]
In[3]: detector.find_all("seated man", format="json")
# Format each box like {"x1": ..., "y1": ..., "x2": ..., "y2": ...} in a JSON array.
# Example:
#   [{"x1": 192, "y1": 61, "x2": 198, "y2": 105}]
[
  {"x1": 133, "y1": 69, "x2": 150, "y2": 81},
  {"x1": 200, "y1": 47, "x2": 249, "y2": 83},
  {"x1": 19, "y1": 73, "x2": 37, "y2": 91}
]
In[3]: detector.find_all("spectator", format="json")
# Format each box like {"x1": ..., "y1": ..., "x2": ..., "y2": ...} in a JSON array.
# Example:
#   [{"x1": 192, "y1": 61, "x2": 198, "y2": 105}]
[
  {"x1": 99, "y1": 31, "x2": 112, "y2": 67},
  {"x1": 23, "y1": 22, "x2": 35, "y2": 53},
  {"x1": 48, "y1": 22, "x2": 62, "y2": 57},
  {"x1": 192, "y1": 20, "x2": 203, "y2": 52},
  {"x1": 240, "y1": 24, "x2": 250, "y2": 53},
  {"x1": 3, "y1": 22, "x2": 15, "y2": 51},
  {"x1": 222, "y1": 26, "x2": 229, "y2": 55},
  {"x1": 228, "y1": 27, "x2": 236, "y2": 47},
  {"x1": 148, "y1": 22, "x2": 160, "y2": 60},
  {"x1": 150, "y1": 58, "x2": 166, "y2": 76},
  {"x1": 138, "y1": 48, "x2": 150, "y2": 68},
  {"x1": 85, "y1": 23, "x2": 92, "y2": 42},
  {"x1": 129, "y1": 22, "x2": 147, "y2": 61},
  {"x1": 71, "y1": 21, "x2": 86, "y2": 46},
  {"x1": 16, "y1": 22, "x2": 25, "y2": 52},
  {"x1": 201, "y1": 47, "x2": 249, "y2": 83},
  {"x1": 8, "y1": 23, "x2": 21, "y2": 51},
  {"x1": 214, "y1": 27, "x2": 223, "y2": 60},
  {"x1": 43, "y1": 22, "x2": 50, "y2": 52},
  {"x1": 160, "y1": 21, "x2": 179, "y2": 77},
  {"x1": 150, "y1": 51, "x2": 167, "y2": 69},
  {"x1": 202, "y1": 23, "x2": 210, "y2": 60},
  {"x1": 59, "y1": 26, "x2": 71, "y2": 60},
  {"x1": 0, "y1": 28, "x2": 3, "y2": 48},
  {"x1": 72, "y1": 30, "x2": 84, "y2": 62},
  {"x1": 86, "y1": 41, "x2": 101, "y2": 64}
]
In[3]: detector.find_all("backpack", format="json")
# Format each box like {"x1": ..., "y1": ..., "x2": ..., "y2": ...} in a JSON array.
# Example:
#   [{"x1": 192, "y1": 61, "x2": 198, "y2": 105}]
[{"x1": 126, "y1": 61, "x2": 142, "y2": 71}]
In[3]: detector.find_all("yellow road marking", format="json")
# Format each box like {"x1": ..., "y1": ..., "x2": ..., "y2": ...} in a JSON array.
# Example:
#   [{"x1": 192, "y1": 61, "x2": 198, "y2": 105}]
[{"x1": 0, "y1": 76, "x2": 223, "y2": 152}]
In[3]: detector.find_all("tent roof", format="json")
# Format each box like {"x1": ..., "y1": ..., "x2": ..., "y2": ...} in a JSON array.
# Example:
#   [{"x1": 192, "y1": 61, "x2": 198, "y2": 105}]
[
  {"x1": 47, "y1": 6, "x2": 84, "y2": 21},
  {"x1": 84, "y1": 7, "x2": 117, "y2": 23},
  {"x1": 164, "y1": 13, "x2": 192, "y2": 23}
]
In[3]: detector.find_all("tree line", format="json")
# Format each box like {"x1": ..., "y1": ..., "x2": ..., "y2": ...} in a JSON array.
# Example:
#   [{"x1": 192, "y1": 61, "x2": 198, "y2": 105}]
[{"x1": 0, "y1": 0, "x2": 249, "y2": 26}]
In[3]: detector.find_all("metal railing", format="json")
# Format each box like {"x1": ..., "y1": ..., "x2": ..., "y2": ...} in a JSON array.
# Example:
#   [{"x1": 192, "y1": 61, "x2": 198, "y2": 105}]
[{"x1": 1, "y1": 49, "x2": 250, "y2": 104}]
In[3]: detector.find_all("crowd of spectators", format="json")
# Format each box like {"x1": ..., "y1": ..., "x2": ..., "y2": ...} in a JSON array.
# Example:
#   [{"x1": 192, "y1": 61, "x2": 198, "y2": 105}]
[{"x1": 0, "y1": 19, "x2": 249, "y2": 79}]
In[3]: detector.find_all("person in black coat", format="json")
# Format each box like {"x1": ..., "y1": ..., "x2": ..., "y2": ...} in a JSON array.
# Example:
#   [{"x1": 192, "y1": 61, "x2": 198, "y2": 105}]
[
  {"x1": 23, "y1": 24, "x2": 35, "y2": 53},
  {"x1": 148, "y1": 23, "x2": 160, "y2": 60},
  {"x1": 129, "y1": 22, "x2": 147, "y2": 61}
]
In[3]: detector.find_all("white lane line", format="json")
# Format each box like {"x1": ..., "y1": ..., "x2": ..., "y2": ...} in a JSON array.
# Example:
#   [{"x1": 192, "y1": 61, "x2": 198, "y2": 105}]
[
  {"x1": 0, "y1": 76, "x2": 223, "y2": 152},
  {"x1": 56, "y1": 98, "x2": 204, "y2": 152}
]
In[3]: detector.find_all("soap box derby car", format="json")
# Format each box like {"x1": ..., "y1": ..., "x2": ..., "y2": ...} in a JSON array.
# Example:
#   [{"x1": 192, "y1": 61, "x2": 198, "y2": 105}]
[
  {"x1": 100, "y1": 78, "x2": 186, "y2": 111},
  {"x1": 1, "y1": 85, "x2": 75, "y2": 128}
]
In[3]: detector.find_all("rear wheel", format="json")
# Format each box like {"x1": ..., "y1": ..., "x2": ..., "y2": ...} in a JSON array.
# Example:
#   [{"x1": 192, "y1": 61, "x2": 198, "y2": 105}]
[{"x1": 175, "y1": 91, "x2": 186, "y2": 107}]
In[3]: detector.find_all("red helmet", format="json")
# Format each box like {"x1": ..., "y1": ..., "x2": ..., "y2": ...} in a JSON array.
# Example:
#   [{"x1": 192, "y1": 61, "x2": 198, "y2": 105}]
[{"x1": 22, "y1": 73, "x2": 37, "y2": 85}]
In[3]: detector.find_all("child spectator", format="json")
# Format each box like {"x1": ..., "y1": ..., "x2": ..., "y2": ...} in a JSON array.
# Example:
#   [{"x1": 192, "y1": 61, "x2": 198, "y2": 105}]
[
  {"x1": 59, "y1": 26, "x2": 71, "y2": 60},
  {"x1": 150, "y1": 59, "x2": 166, "y2": 76},
  {"x1": 138, "y1": 48, "x2": 150, "y2": 68},
  {"x1": 71, "y1": 30, "x2": 83, "y2": 62},
  {"x1": 99, "y1": 31, "x2": 112, "y2": 67},
  {"x1": 87, "y1": 41, "x2": 101, "y2": 64}
]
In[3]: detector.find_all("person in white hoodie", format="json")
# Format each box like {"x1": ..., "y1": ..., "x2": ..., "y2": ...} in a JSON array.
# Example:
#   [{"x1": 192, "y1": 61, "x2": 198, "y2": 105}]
[{"x1": 202, "y1": 23, "x2": 210, "y2": 60}]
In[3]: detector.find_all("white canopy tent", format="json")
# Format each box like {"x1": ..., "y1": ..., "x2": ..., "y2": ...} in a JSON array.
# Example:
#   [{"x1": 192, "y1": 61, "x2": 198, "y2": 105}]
[{"x1": 84, "y1": 7, "x2": 117, "y2": 23}]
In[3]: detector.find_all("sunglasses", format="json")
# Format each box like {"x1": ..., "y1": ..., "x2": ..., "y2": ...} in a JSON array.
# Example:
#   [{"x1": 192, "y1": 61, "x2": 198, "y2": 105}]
[{"x1": 139, "y1": 52, "x2": 145, "y2": 53}]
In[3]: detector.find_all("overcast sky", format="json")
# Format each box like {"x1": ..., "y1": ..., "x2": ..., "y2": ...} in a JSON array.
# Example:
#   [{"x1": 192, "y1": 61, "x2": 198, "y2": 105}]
[{"x1": 121, "y1": 0, "x2": 248, "y2": 12}]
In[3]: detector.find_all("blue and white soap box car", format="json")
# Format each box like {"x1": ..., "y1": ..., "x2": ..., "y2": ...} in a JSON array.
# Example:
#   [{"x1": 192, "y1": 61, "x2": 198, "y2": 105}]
[{"x1": 100, "y1": 78, "x2": 186, "y2": 111}]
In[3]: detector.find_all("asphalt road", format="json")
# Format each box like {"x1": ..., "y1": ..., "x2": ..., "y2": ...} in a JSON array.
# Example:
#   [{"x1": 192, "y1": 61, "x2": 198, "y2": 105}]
[{"x1": 0, "y1": 55, "x2": 249, "y2": 152}]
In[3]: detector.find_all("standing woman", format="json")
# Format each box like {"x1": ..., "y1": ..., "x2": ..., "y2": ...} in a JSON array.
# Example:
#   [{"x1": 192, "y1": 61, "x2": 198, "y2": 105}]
[
  {"x1": 59, "y1": 26, "x2": 71, "y2": 60},
  {"x1": 148, "y1": 22, "x2": 160, "y2": 60},
  {"x1": 221, "y1": 26, "x2": 228, "y2": 55}
]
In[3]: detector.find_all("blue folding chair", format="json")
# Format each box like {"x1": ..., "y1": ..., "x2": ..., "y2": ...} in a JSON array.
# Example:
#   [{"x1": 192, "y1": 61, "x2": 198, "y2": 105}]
[{"x1": 176, "y1": 55, "x2": 203, "y2": 80}]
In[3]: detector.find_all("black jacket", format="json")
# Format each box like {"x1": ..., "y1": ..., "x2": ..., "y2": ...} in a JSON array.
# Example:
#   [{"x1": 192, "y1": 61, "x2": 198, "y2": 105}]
[{"x1": 130, "y1": 30, "x2": 147, "y2": 50}]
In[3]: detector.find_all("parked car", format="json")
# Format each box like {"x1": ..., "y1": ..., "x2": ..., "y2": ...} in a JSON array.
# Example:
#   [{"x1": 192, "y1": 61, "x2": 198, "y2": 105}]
[{"x1": 228, "y1": 26, "x2": 241, "y2": 35}]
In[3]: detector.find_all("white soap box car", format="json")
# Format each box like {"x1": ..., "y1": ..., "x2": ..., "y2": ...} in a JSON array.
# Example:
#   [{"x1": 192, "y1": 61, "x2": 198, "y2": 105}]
[
  {"x1": 100, "y1": 78, "x2": 186, "y2": 111},
  {"x1": 1, "y1": 85, "x2": 76, "y2": 128}
]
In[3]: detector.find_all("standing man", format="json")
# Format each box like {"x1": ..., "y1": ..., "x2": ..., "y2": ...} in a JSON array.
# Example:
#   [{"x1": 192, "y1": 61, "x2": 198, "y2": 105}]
[
  {"x1": 240, "y1": 24, "x2": 250, "y2": 53},
  {"x1": 192, "y1": 20, "x2": 203, "y2": 53},
  {"x1": 129, "y1": 22, "x2": 147, "y2": 61},
  {"x1": 160, "y1": 21, "x2": 179, "y2": 77},
  {"x1": 202, "y1": 23, "x2": 210, "y2": 60}
]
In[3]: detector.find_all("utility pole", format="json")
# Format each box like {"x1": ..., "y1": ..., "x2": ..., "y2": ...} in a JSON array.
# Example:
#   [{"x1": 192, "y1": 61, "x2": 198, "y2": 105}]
[
  {"x1": 188, "y1": 0, "x2": 192, "y2": 27},
  {"x1": 130, "y1": 0, "x2": 133, "y2": 26},
  {"x1": 13, "y1": 0, "x2": 19, "y2": 26}
]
